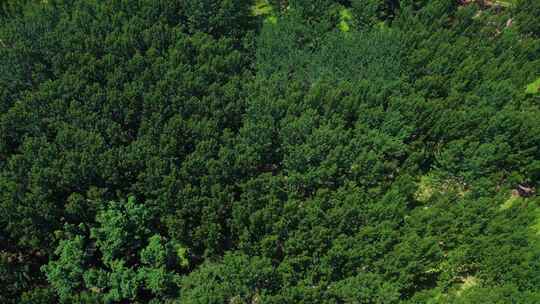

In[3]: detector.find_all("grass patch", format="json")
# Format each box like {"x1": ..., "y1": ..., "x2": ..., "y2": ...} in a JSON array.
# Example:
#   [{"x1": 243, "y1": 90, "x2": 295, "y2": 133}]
[
  {"x1": 525, "y1": 77, "x2": 540, "y2": 94},
  {"x1": 500, "y1": 194, "x2": 521, "y2": 210},
  {"x1": 415, "y1": 174, "x2": 468, "y2": 203},
  {"x1": 416, "y1": 175, "x2": 435, "y2": 203},
  {"x1": 457, "y1": 276, "x2": 478, "y2": 296}
]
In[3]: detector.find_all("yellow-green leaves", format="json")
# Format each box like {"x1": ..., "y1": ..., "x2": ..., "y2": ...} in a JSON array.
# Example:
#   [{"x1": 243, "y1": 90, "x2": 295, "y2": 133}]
[
  {"x1": 525, "y1": 77, "x2": 540, "y2": 94},
  {"x1": 338, "y1": 8, "x2": 352, "y2": 32}
]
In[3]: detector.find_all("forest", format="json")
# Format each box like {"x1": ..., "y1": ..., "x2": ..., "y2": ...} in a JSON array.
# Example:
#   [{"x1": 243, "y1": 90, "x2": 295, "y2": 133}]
[{"x1": 0, "y1": 0, "x2": 539, "y2": 303}]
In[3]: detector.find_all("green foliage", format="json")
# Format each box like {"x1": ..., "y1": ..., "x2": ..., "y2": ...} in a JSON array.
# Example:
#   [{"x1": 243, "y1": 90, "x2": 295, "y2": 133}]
[
  {"x1": 181, "y1": 0, "x2": 255, "y2": 39},
  {"x1": 1, "y1": 0, "x2": 540, "y2": 303},
  {"x1": 514, "y1": 0, "x2": 540, "y2": 38},
  {"x1": 91, "y1": 197, "x2": 153, "y2": 265},
  {"x1": 180, "y1": 253, "x2": 276, "y2": 303},
  {"x1": 253, "y1": 0, "x2": 274, "y2": 16},
  {"x1": 43, "y1": 198, "x2": 188, "y2": 303},
  {"x1": 328, "y1": 272, "x2": 401, "y2": 303},
  {"x1": 526, "y1": 77, "x2": 540, "y2": 94},
  {"x1": 0, "y1": 0, "x2": 29, "y2": 19},
  {"x1": 351, "y1": 0, "x2": 400, "y2": 27}
]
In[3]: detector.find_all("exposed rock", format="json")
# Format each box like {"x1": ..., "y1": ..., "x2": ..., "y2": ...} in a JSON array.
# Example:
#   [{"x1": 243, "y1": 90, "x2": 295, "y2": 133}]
[{"x1": 517, "y1": 184, "x2": 535, "y2": 197}]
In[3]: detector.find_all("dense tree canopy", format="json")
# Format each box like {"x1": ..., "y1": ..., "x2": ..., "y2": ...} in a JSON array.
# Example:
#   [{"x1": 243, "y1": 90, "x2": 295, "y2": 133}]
[{"x1": 1, "y1": 0, "x2": 539, "y2": 303}]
